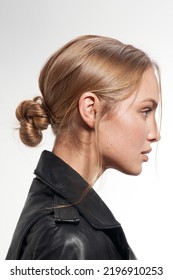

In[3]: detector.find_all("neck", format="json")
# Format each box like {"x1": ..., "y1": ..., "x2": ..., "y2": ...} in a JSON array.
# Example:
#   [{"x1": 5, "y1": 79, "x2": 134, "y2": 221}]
[{"x1": 52, "y1": 133, "x2": 101, "y2": 186}]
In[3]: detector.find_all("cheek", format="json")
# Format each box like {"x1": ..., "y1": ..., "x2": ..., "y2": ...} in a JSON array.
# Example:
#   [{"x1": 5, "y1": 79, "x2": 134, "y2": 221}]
[
  {"x1": 123, "y1": 117, "x2": 146, "y2": 147},
  {"x1": 99, "y1": 113, "x2": 146, "y2": 153},
  {"x1": 113, "y1": 115, "x2": 146, "y2": 148}
]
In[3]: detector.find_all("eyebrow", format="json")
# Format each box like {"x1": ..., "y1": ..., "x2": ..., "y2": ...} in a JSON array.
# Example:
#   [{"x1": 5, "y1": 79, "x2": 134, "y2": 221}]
[{"x1": 140, "y1": 98, "x2": 158, "y2": 108}]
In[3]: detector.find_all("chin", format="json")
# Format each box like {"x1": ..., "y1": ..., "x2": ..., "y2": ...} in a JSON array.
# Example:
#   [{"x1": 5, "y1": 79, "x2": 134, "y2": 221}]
[
  {"x1": 117, "y1": 165, "x2": 143, "y2": 176},
  {"x1": 128, "y1": 170, "x2": 142, "y2": 176},
  {"x1": 125, "y1": 167, "x2": 142, "y2": 176},
  {"x1": 103, "y1": 160, "x2": 142, "y2": 176}
]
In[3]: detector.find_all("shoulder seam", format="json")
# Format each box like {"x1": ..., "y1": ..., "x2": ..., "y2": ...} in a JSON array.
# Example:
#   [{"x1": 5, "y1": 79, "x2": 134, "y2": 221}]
[{"x1": 32, "y1": 224, "x2": 58, "y2": 259}]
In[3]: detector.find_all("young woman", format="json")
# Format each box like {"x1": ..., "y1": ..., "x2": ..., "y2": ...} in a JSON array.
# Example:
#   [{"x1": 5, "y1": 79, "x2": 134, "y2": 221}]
[{"x1": 6, "y1": 35, "x2": 161, "y2": 260}]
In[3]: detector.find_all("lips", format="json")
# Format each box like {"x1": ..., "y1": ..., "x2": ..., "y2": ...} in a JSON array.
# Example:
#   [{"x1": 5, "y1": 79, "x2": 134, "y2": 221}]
[
  {"x1": 142, "y1": 148, "x2": 152, "y2": 155},
  {"x1": 141, "y1": 148, "x2": 152, "y2": 162}
]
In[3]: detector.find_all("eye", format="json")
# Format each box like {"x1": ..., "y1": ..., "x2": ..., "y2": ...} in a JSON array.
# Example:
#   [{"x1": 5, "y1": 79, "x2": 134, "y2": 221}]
[{"x1": 142, "y1": 107, "x2": 152, "y2": 117}]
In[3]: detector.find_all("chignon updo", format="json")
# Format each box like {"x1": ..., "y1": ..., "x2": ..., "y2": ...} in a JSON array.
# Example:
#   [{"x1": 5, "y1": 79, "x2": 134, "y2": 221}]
[
  {"x1": 16, "y1": 35, "x2": 158, "y2": 147},
  {"x1": 16, "y1": 97, "x2": 50, "y2": 147}
]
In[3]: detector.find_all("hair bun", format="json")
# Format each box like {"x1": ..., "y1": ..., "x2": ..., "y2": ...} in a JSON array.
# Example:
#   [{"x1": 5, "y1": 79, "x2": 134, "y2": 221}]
[{"x1": 16, "y1": 96, "x2": 50, "y2": 147}]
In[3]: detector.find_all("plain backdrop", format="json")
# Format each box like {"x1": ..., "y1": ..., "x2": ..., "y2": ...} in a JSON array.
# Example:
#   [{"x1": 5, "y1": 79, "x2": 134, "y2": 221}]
[{"x1": 0, "y1": 0, "x2": 173, "y2": 261}]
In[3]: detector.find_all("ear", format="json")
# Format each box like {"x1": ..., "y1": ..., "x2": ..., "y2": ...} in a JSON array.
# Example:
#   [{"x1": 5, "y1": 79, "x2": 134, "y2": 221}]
[{"x1": 78, "y1": 92, "x2": 100, "y2": 128}]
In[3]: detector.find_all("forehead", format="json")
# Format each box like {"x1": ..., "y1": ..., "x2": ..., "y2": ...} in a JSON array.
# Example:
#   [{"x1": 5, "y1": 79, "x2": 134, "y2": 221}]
[
  {"x1": 135, "y1": 67, "x2": 160, "y2": 103},
  {"x1": 113, "y1": 67, "x2": 160, "y2": 114}
]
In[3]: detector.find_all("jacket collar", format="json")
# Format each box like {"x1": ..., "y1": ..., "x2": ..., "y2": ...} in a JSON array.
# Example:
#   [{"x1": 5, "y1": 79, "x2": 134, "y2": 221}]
[{"x1": 34, "y1": 150, "x2": 120, "y2": 230}]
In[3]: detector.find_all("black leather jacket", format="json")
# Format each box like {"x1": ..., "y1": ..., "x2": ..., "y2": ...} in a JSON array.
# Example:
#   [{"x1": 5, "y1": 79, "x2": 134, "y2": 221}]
[{"x1": 6, "y1": 150, "x2": 136, "y2": 260}]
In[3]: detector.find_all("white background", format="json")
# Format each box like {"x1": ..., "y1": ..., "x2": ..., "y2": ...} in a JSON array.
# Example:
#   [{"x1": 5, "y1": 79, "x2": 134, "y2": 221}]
[{"x1": 0, "y1": 0, "x2": 173, "y2": 262}]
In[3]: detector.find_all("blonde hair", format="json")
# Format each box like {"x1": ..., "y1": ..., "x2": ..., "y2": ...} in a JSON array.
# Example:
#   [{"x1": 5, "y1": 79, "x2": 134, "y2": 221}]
[{"x1": 16, "y1": 35, "x2": 159, "y2": 150}]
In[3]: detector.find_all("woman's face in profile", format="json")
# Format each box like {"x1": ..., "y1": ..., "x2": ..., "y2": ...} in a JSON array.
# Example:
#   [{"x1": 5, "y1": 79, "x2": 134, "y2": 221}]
[{"x1": 99, "y1": 67, "x2": 160, "y2": 175}]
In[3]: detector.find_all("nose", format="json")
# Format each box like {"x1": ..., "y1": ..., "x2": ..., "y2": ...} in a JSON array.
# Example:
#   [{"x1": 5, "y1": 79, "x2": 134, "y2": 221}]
[{"x1": 147, "y1": 122, "x2": 161, "y2": 143}]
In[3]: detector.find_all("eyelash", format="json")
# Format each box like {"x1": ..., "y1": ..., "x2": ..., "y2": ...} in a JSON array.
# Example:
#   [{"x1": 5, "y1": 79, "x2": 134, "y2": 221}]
[{"x1": 142, "y1": 107, "x2": 152, "y2": 117}]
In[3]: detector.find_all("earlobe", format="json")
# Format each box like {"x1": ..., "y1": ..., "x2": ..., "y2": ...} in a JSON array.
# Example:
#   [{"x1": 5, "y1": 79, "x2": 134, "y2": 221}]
[{"x1": 78, "y1": 92, "x2": 100, "y2": 128}]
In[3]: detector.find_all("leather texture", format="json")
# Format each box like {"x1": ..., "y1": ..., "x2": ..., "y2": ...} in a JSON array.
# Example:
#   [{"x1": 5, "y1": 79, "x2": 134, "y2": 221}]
[{"x1": 6, "y1": 150, "x2": 136, "y2": 260}]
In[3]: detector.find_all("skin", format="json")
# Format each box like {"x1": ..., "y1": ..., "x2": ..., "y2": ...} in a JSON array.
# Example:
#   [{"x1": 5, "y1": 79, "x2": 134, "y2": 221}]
[
  {"x1": 99, "y1": 67, "x2": 160, "y2": 175},
  {"x1": 53, "y1": 67, "x2": 160, "y2": 184}
]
